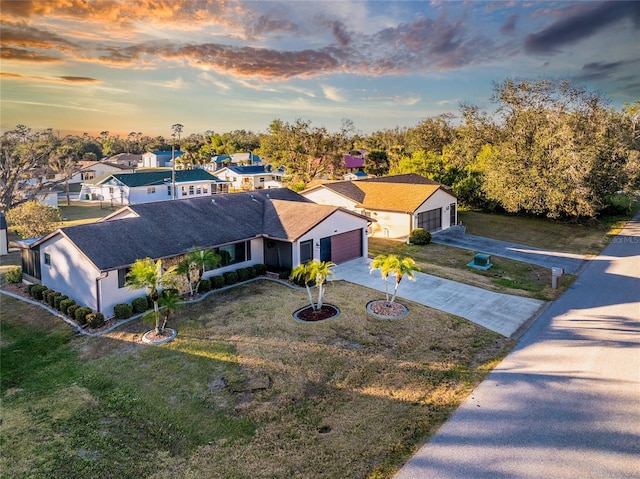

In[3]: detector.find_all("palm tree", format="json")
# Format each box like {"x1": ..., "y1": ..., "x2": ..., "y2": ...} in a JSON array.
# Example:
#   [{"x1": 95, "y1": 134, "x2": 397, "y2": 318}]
[
  {"x1": 290, "y1": 259, "x2": 336, "y2": 311},
  {"x1": 177, "y1": 247, "x2": 221, "y2": 296},
  {"x1": 126, "y1": 258, "x2": 178, "y2": 334},
  {"x1": 157, "y1": 289, "x2": 181, "y2": 331},
  {"x1": 370, "y1": 254, "x2": 421, "y2": 305},
  {"x1": 370, "y1": 254, "x2": 393, "y2": 303}
]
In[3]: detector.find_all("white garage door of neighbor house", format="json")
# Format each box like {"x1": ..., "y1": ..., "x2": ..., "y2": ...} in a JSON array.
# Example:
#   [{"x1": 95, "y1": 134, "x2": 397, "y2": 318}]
[{"x1": 331, "y1": 229, "x2": 362, "y2": 264}]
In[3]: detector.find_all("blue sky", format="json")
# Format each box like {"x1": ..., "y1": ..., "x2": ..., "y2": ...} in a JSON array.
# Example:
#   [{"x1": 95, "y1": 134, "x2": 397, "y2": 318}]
[{"x1": 1, "y1": 0, "x2": 638, "y2": 137}]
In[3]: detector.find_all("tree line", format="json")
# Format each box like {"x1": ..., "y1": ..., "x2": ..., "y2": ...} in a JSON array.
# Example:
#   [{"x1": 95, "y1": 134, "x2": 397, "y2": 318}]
[{"x1": 2, "y1": 78, "x2": 638, "y2": 219}]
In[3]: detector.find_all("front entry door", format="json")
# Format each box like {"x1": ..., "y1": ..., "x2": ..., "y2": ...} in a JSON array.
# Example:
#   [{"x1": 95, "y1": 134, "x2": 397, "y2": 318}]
[
  {"x1": 450, "y1": 203, "x2": 456, "y2": 227},
  {"x1": 320, "y1": 237, "x2": 331, "y2": 262}
]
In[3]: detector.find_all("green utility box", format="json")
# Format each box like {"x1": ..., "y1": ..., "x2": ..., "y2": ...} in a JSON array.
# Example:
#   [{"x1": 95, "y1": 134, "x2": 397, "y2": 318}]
[{"x1": 467, "y1": 253, "x2": 493, "y2": 270}]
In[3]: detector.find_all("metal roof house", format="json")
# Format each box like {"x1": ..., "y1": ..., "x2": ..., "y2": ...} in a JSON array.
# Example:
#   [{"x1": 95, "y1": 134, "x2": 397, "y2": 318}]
[
  {"x1": 18, "y1": 189, "x2": 372, "y2": 317},
  {"x1": 79, "y1": 170, "x2": 229, "y2": 205}
]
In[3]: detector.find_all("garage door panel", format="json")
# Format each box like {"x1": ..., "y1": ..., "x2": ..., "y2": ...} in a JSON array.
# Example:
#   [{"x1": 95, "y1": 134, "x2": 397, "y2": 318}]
[{"x1": 331, "y1": 229, "x2": 362, "y2": 264}]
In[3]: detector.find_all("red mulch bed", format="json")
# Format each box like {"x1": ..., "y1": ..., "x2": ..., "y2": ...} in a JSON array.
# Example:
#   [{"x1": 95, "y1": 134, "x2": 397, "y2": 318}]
[{"x1": 295, "y1": 304, "x2": 339, "y2": 322}]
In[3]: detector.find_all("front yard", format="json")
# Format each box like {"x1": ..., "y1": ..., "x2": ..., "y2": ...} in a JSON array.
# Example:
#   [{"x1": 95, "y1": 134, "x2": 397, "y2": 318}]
[{"x1": 1, "y1": 280, "x2": 514, "y2": 479}]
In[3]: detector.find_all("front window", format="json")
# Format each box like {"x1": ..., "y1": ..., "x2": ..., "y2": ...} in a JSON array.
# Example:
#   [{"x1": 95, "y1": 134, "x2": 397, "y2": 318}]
[
  {"x1": 189, "y1": 185, "x2": 194, "y2": 195},
  {"x1": 147, "y1": 187, "x2": 156, "y2": 194},
  {"x1": 118, "y1": 268, "x2": 130, "y2": 288},
  {"x1": 205, "y1": 241, "x2": 251, "y2": 270},
  {"x1": 44, "y1": 253, "x2": 51, "y2": 266},
  {"x1": 300, "y1": 240, "x2": 313, "y2": 264}
]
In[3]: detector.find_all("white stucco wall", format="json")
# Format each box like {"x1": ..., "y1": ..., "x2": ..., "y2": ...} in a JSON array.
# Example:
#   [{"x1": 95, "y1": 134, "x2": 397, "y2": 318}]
[
  {"x1": 368, "y1": 210, "x2": 411, "y2": 238},
  {"x1": 39, "y1": 235, "x2": 101, "y2": 312},
  {"x1": 295, "y1": 210, "x2": 369, "y2": 264}
]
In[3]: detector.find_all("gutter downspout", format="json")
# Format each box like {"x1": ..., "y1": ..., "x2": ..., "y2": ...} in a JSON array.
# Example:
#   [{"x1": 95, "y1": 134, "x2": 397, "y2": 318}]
[{"x1": 95, "y1": 271, "x2": 108, "y2": 313}]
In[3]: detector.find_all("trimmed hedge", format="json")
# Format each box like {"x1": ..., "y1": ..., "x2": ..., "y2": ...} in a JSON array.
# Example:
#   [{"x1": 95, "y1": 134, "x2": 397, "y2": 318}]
[
  {"x1": 132, "y1": 296, "x2": 149, "y2": 314},
  {"x1": 211, "y1": 275, "x2": 225, "y2": 289},
  {"x1": 54, "y1": 295, "x2": 69, "y2": 310},
  {"x1": 278, "y1": 270, "x2": 291, "y2": 280},
  {"x1": 198, "y1": 279, "x2": 211, "y2": 292},
  {"x1": 67, "y1": 304, "x2": 80, "y2": 318},
  {"x1": 114, "y1": 303, "x2": 133, "y2": 319},
  {"x1": 247, "y1": 266, "x2": 257, "y2": 279},
  {"x1": 237, "y1": 267, "x2": 250, "y2": 282},
  {"x1": 29, "y1": 284, "x2": 48, "y2": 300},
  {"x1": 86, "y1": 312, "x2": 105, "y2": 329},
  {"x1": 47, "y1": 291, "x2": 62, "y2": 307},
  {"x1": 223, "y1": 271, "x2": 238, "y2": 286},
  {"x1": 74, "y1": 307, "x2": 93, "y2": 325},
  {"x1": 254, "y1": 263, "x2": 267, "y2": 275},
  {"x1": 409, "y1": 227, "x2": 431, "y2": 245},
  {"x1": 59, "y1": 298, "x2": 76, "y2": 315}
]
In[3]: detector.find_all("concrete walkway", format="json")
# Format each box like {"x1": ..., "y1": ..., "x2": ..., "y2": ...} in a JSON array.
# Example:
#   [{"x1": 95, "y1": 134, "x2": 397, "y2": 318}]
[
  {"x1": 431, "y1": 226, "x2": 586, "y2": 274},
  {"x1": 333, "y1": 257, "x2": 545, "y2": 337},
  {"x1": 393, "y1": 211, "x2": 640, "y2": 479}
]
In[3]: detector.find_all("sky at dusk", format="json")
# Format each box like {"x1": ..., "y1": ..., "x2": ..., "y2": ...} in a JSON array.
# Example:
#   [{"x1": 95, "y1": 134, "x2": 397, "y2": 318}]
[{"x1": 1, "y1": 0, "x2": 638, "y2": 138}]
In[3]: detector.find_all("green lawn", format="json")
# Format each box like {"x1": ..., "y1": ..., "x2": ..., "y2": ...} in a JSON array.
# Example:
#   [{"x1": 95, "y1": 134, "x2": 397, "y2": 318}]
[
  {"x1": 0, "y1": 281, "x2": 514, "y2": 479},
  {"x1": 458, "y1": 209, "x2": 636, "y2": 256}
]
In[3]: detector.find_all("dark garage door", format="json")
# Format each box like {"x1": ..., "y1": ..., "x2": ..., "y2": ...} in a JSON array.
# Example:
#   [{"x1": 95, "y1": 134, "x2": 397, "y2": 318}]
[{"x1": 330, "y1": 229, "x2": 362, "y2": 264}]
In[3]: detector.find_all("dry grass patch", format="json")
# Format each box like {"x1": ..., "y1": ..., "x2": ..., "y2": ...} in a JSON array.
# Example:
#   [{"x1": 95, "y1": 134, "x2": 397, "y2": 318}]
[{"x1": 1, "y1": 281, "x2": 514, "y2": 479}]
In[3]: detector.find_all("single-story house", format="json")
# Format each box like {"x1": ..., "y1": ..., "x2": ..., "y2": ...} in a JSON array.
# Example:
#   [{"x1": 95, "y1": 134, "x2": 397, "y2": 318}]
[
  {"x1": 141, "y1": 150, "x2": 185, "y2": 168},
  {"x1": 79, "y1": 170, "x2": 229, "y2": 205},
  {"x1": 103, "y1": 153, "x2": 143, "y2": 168},
  {"x1": 301, "y1": 174, "x2": 457, "y2": 238},
  {"x1": 215, "y1": 165, "x2": 285, "y2": 191},
  {"x1": 41, "y1": 160, "x2": 134, "y2": 186},
  {"x1": 16, "y1": 189, "x2": 372, "y2": 317}
]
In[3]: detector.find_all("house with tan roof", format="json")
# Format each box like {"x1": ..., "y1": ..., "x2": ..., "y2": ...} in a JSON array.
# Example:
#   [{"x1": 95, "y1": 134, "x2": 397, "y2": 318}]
[{"x1": 301, "y1": 174, "x2": 457, "y2": 239}]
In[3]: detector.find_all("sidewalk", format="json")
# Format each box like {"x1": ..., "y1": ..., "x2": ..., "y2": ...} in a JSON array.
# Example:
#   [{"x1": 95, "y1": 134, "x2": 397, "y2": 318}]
[{"x1": 333, "y1": 257, "x2": 546, "y2": 337}]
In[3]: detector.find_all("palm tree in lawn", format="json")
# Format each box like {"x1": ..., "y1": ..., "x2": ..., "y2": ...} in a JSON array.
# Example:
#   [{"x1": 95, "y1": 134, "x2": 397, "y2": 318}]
[
  {"x1": 370, "y1": 254, "x2": 394, "y2": 304},
  {"x1": 370, "y1": 254, "x2": 421, "y2": 306},
  {"x1": 290, "y1": 259, "x2": 336, "y2": 311},
  {"x1": 126, "y1": 258, "x2": 178, "y2": 334},
  {"x1": 157, "y1": 289, "x2": 181, "y2": 332},
  {"x1": 177, "y1": 247, "x2": 221, "y2": 296}
]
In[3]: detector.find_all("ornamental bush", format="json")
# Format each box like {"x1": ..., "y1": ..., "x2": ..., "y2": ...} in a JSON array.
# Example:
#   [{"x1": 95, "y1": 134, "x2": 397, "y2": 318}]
[
  {"x1": 223, "y1": 271, "x2": 238, "y2": 285},
  {"x1": 409, "y1": 228, "x2": 431, "y2": 245},
  {"x1": 86, "y1": 312, "x2": 105, "y2": 329},
  {"x1": 247, "y1": 266, "x2": 257, "y2": 279},
  {"x1": 67, "y1": 304, "x2": 80, "y2": 318},
  {"x1": 54, "y1": 294, "x2": 69, "y2": 311},
  {"x1": 59, "y1": 298, "x2": 76, "y2": 315},
  {"x1": 5, "y1": 267, "x2": 22, "y2": 283},
  {"x1": 114, "y1": 303, "x2": 133, "y2": 319},
  {"x1": 47, "y1": 291, "x2": 62, "y2": 307},
  {"x1": 254, "y1": 264, "x2": 267, "y2": 275},
  {"x1": 74, "y1": 307, "x2": 93, "y2": 325},
  {"x1": 197, "y1": 278, "x2": 211, "y2": 292},
  {"x1": 132, "y1": 296, "x2": 149, "y2": 314},
  {"x1": 237, "y1": 267, "x2": 250, "y2": 282},
  {"x1": 29, "y1": 284, "x2": 47, "y2": 299},
  {"x1": 211, "y1": 275, "x2": 225, "y2": 289}
]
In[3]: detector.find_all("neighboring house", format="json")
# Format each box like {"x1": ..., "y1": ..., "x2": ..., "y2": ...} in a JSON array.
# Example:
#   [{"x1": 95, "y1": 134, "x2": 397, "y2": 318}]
[
  {"x1": 103, "y1": 153, "x2": 143, "y2": 168},
  {"x1": 16, "y1": 189, "x2": 372, "y2": 317},
  {"x1": 343, "y1": 170, "x2": 369, "y2": 181},
  {"x1": 207, "y1": 152, "x2": 262, "y2": 171},
  {"x1": 42, "y1": 161, "x2": 134, "y2": 186},
  {"x1": 343, "y1": 154, "x2": 365, "y2": 172},
  {"x1": 301, "y1": 174, "x2": 458, "y2": 238},
  {"x1": 141, "y1": 150, "x2": 184, "y2": 168},
  {"x1": 215, "y1": 165, "x2": 285, "y2": 191},
  {"x1": 79, "y1": 170, "x2": 229, "y2": 205}
]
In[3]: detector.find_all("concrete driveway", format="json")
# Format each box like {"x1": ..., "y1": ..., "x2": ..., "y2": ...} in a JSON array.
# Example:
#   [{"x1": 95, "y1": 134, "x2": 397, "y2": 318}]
[
  {"x1": 431, "y1": 226, "x2": 586, "y2": 274},
  {"x1": 332, "y1": 257, "x2": 545, "y2": 337},
  {"x1": 394, "y1": 211, "x2": 640, "y2": 479}
]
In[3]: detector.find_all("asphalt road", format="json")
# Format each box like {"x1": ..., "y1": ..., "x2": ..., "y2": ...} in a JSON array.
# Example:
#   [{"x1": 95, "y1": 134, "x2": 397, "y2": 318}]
[
  {"x1": 395, "y1": 212, "x2": 640, "y2": 479},
  {"x1": 431, "y1": 227, "x2": 586, "y2": 274}
]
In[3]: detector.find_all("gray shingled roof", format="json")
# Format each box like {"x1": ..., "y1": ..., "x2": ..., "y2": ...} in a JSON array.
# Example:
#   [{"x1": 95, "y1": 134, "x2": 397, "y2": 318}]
[{"x1": 55, "y1": 189, "x2": 347, "y2": 271}]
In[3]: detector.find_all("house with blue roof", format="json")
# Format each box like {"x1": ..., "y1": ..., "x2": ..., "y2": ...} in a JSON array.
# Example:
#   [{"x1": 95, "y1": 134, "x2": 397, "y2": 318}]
[
  {"x1": 215, "y1": 165, "x2": 285, "y2": 191},
  {"x1": 79, "y1": 170, "x2": 229, "y2": 205}
]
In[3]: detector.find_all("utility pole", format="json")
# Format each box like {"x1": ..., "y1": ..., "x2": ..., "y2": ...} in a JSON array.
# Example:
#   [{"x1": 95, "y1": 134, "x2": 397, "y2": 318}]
[{"x1": 172, "y1": 145, "x2": 176, "y2": 200}]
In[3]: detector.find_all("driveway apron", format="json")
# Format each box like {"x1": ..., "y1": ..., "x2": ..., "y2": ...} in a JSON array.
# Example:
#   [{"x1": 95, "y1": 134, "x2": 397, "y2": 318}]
[
  {"x1": 333, "y1": 258, "x2": 545, "y2": 337},
  {"x1": 393, "y1": 211, "x2": 640, "y2": 479},
  {"x1": 431, "y1": 227, "x2": 586, "y2": 274}
]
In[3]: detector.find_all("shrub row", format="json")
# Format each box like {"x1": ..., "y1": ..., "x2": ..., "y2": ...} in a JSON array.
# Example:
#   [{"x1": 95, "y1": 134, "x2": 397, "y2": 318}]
[{"x1": 26, "y1": 284, "x2": 104, "y2": 329}]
